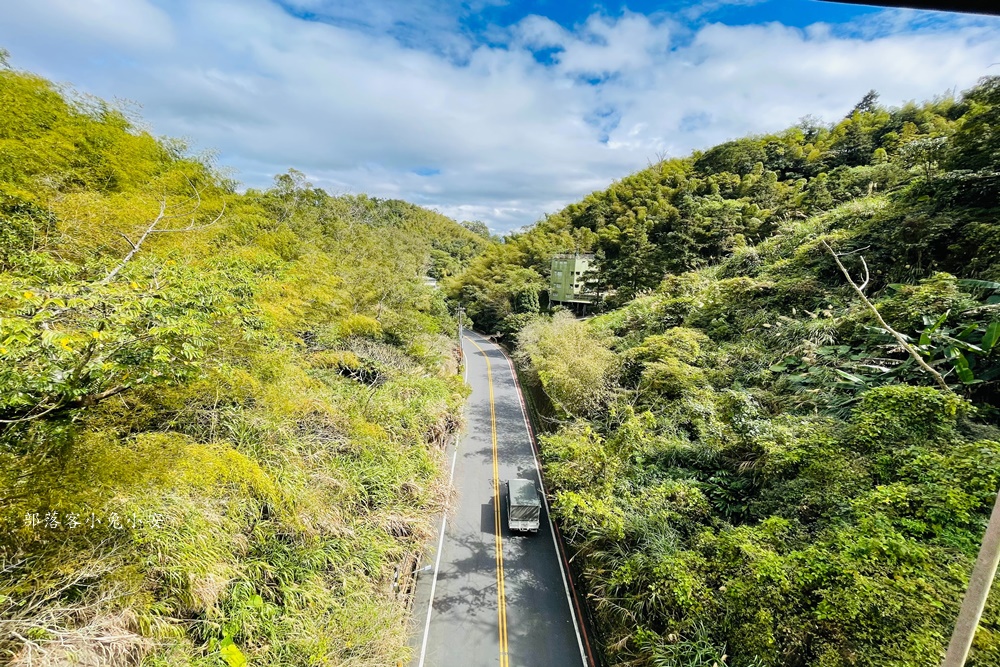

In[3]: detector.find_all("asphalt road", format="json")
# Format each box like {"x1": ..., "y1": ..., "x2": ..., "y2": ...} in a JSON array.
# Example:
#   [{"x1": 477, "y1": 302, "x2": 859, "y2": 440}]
[{"x1": 409, "y1": 330, "x2": 588, "y2": 667}]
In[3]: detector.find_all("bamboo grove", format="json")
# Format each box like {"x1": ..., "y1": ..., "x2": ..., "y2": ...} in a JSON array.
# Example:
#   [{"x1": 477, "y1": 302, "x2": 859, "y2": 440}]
[
  {"x1": 449, "y1": 79, "x2": 1000, "y2": 666},
  {"x1": 0, "y1": 65, "x2": 488, "y2": 665}
]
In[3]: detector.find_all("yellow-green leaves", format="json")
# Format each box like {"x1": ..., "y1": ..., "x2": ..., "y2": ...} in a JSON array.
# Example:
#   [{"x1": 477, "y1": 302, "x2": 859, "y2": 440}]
[
  {"x1": 0, "y1": 62, "x2": 478, "y2": 667},
  {"x1": 220, "y1": 638, "x2": 248, "y2": 667},
  {"x1": 515, "y1": 311, "x2": 616, "y2": 418},
  {"x1": 0, "y1": 267, "x2": 232, "y2": 421}
]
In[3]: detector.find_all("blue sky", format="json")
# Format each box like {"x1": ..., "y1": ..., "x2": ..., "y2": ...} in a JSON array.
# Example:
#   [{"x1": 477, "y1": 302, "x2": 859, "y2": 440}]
[
  {"x1": 1, "y1": 0, "x2": 998, "y2": 231},
  {"x1": 470, "y1": 0, "x2": 880, "y2": 33}
]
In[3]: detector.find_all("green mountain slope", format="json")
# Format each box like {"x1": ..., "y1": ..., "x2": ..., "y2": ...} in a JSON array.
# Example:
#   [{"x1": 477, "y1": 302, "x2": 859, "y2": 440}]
[
  {"x1": 450, "y1": 80, "x2": 1000, "y2": 334},
  {"x1": 0, "y1": 67, "x2": 487, "y2": 665},
  {"x1": 452, "y1": 79, "x2": 1000, "y2": 665}
]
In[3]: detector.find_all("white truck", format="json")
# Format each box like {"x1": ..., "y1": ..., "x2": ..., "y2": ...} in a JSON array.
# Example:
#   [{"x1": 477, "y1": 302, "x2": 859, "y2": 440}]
[{"x1": 505, "y1": 478, "x2": 541, "y2": 533}]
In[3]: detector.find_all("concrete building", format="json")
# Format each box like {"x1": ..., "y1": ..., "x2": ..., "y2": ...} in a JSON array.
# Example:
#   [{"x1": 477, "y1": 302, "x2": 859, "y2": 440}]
[{"x1": 549, "y1": 253, "x2": 597, "y2": 308}]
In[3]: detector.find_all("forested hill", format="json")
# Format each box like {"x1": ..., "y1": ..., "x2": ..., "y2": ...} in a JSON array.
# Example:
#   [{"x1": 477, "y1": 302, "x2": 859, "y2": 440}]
[
  {"x1": 450, "y1": 78, "x2": 1000, "y2": 665},
  {"x1": 0, "y1": 67, "x2": 487, "y2": 664},
  {"x1": 450, "y1": 81, "x2": 1000, "y2": 336}
]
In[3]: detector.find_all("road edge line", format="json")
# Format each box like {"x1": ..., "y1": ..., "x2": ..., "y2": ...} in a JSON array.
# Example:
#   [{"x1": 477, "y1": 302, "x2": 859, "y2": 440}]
[
  {"x1": 493, "y1": 338, "x2": 593, "y2": 667},
  {"x1": 416, "y1": 339, "x2": 466, "y2": 667},
  {"x1": 416, "y1": 499, "x2": 449, "y2": 667}
]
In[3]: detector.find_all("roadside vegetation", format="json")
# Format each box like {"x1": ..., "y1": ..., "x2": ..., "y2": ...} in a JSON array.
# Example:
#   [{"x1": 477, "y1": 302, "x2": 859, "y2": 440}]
[
  {"x1": 0, "y1": 63, "x2": 488, "y2": 666},
  {"x1": 451, "y1": 78, "x2": 1000, "y2": 665}
]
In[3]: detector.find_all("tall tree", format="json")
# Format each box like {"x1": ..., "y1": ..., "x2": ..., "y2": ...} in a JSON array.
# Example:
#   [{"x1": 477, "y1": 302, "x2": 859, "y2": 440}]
[{"x1": 850, "y1": 89, "x2": 880, "y2": 116}]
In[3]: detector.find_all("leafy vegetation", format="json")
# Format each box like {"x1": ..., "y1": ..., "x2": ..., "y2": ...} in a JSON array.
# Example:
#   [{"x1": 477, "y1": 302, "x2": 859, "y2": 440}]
[
  {"x1": 453, "y1": 79, "x2": 1000, "y2": 665},
  {"x1": 0, "y1": 66, "x2": 487, "y2": 665}
]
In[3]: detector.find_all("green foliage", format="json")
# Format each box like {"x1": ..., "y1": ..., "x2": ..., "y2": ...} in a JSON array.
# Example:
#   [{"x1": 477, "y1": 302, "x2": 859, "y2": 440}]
[
  {"x1": 444, "y1": 234, "x2": 555, "y2": 334},
  {"x1": 0, "y1": 67, "x2": 476, "y2": 666},
  {"x1": 485, "y1": 76, "x2": 1000, "y2": 667},
  {"x1": 460, "y1": 219, "x2": 492, "y2": 239},
  {"x1": 695, "y1": 138, "x2": 768, "y2": 176},
  {"x1": 451, "y1": 77, "x2": 1000, "y2": 330},
  {"x1": 515, "y1": 312, "x2": 616, "y2": 417},
  {"x1": 948, "y1": 76, "x2": 1000, "y2": 173},
  {"x1": 0, "y1": 266, "x2": 231, "y2": 423},
  {"x1": 851, "y1": 384, "x2": 967, "y2": 450}
]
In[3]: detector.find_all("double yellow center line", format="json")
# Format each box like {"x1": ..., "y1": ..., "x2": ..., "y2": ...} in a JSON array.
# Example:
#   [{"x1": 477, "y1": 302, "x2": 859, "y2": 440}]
[{"x1": 466, "y1": 335, "x2": 509, "y2": 667}]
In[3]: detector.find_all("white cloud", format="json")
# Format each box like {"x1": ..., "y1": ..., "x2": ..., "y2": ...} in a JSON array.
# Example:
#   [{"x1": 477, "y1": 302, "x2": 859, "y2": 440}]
[
  {"x1": 1, "y1": 0, "x2": 174, "y2": 51},
  {"x1": 0, "y1": 1, "x2": 998, "y2": 231},
  {"x1": 536, "y1": 12, "x2": 675, "y2": 76},
  {"x1": 681, "y1": 0, "x2": 769, "y2": 22}
]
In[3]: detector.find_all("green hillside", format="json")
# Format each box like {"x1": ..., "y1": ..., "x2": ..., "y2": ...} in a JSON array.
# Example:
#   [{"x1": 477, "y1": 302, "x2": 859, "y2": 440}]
[
  {"x1": 451, "y1": 79, "x2": 1000, "y2": 665},
  {"x1": 0, "y1": 67, "x2": 488, "y2": 665},
  {"x1": 5, "y1": 49, "x2": 1000, "y2": 667}
]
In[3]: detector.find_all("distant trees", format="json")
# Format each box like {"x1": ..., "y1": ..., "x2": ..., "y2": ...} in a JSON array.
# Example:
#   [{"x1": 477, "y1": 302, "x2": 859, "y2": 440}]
[
  {"x1": 449, "y1": 76, "x2": 1000, "y2": 330},
  {"x1": 453, "y1": 74, "x2": 1000, "y2": 667},
  {"x1": 0, "y1": 64, "x2": 479, "y2": 665},
  {"x1": 694, "y1": 138, "x2": 768, "y2": 176},
  {"x1": 849, "y1": 88, "x2": 880, "y2": 116},
  {"x1": 947, "y1": 75, "x2": 1000, "y2": 172},
  {"x1": 461, "y1": 219, "x2": 492, "y2": 239}
]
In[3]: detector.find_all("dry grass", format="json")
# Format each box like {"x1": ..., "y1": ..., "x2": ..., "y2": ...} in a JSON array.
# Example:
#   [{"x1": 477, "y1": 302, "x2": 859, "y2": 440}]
[
  {"x1": 2, "y1": 550, "x2": 154, "y2": 667},
  {"x1": 9, "y1": 611, "x2": 153, "y2": 667}
]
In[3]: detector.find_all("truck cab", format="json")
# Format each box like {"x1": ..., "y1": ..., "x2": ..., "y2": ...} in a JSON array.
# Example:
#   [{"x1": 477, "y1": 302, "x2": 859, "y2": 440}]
[{"x1": 506, "y1": 478, "x2": 541, "y2": 533}]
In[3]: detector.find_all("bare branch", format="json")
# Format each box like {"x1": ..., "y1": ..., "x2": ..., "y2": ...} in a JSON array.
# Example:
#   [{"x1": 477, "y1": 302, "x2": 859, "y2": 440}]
[
  {"x1": 101, "y1": 197, "x2": 166, "y2": 285},
  {"x1": 0, "y1": 402, "x2": 65, "y2": 424},
  {"x1": 155, "y1": 181, "x2": 204, "y2": 223},
  {"x1": 153, "y1": 200, "x2": 226, "y2": 233},
  {"x1": 72, "y1": 384, "x2": 131, "y2": 407},
  {"x1": 117, "y1": 232, "x2": 138, "y2": 252},
  {"x1": 0, "y1": 384, "x2": 131, "y2": 425},
  {"x1": 831, "y1": 245, "x2": 871, "y2": 292},
  {"x1": 100, "y1": 187, "x2": 225, "y2": 284},
  {"x1": 858, "y1": 255, "x2": 870, "y2": 292},
  {"x1": 834, "y1": 245, "x2": 871, "y2": 257},
  {"x1": 822, "y1": 238, "x2": 950, "y2": 392}
]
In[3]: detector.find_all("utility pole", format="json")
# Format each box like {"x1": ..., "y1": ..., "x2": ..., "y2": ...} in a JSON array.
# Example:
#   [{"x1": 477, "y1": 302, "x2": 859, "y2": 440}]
[{"x1": 942, "y1": 489, "x2": 1000, "y2": 666}]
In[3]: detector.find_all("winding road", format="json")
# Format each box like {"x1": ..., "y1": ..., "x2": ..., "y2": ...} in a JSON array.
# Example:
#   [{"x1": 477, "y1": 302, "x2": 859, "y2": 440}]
[{"x1": 409, "y1": 330, "x2": 589, "y2": 667}]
